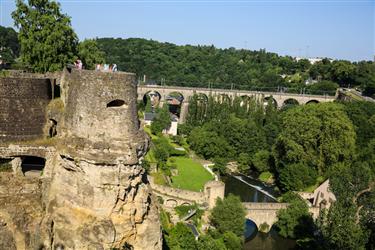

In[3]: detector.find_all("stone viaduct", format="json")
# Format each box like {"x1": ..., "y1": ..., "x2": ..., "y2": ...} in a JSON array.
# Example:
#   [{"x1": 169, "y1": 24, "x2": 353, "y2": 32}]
[{"x1": 138, "y1": 85, "x2": 336, "y2": 122}]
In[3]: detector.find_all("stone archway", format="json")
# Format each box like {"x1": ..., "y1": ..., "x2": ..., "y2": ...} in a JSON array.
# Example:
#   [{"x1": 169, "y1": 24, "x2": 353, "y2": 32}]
[
  {"x1": 165, "y1": 199, "x2": 178, "y2": 208},
  {"x1": 263, "y1": 96, "x2": 278, "y2": 108},
  {"x1": 306, "y1": 100, "x2": 319, "y2": 105},
  {"x1": 166, "y1": 92, "x2": 184, "y2": 118},
  {"x1": 143, "y1": 91, "x2": 162, "y2": 110},
  {"x1": 282, "y1": 98, "x2": 299, "y2": 108}
]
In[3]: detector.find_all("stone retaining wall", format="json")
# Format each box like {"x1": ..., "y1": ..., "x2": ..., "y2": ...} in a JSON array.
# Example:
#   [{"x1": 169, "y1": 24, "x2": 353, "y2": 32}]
[{"x1": 0, "y1": 77, "x2": 51, "y2": 142}]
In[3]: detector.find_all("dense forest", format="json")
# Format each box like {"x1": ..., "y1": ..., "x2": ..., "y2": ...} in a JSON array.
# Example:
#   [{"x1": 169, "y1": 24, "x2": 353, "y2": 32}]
[
  {"x1": 96, "y1": 37, "x2": 375, "y2": 97},
  {"x1": 179, "y1": 96, "x2": 375, "y2": 249}
]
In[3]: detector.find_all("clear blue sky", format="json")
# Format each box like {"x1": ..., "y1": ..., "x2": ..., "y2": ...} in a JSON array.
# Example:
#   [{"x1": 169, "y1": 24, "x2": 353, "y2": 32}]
[{"x1": 0, "y1": 0, "x2": 374, "y2": 61}]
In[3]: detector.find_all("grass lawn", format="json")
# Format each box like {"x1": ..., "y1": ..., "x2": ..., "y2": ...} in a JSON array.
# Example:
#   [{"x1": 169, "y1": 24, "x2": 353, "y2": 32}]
[{"x1": 170, "y1": 156, "x2": 214, "y2": 192}]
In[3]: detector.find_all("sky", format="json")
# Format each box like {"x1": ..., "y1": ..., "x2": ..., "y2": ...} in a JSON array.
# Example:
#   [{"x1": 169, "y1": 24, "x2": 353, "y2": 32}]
[{"x1": 0, "y1": 0, "x2": 374, "y2": 61}]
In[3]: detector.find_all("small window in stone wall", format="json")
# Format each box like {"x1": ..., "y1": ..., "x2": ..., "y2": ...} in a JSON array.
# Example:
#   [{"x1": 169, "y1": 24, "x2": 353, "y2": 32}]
[
  {"x1": 53, "y1": 84, "x2": 61, "y2": 99},
  {"x1": 106, "y1": 99, "x2": 126, "y2": 108},
  {"x1": 48, "y1": 80, "x2": 61, "y2": 99}
]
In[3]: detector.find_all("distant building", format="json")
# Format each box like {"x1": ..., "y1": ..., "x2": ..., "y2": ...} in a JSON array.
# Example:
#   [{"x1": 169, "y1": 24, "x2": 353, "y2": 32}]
[
  {"x1": 297, "y1": 179, "x2": 336, "y2": 211},
  {"x1": 144, "y1": 112, "x2": 156, "y2": 126},
  {"x1": 305, "y1": 77, "x2": 319, "y2": 85},
  {"x1": 295, "y1": 57, "x2": 333, "y2": 65},
  {"x1": 312, "y1": 179, "x2": 336, "y2": 210}
]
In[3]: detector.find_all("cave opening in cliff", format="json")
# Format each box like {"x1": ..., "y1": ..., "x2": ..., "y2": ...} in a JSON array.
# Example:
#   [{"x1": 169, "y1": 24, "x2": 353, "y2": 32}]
[
  {"x1": 21, "y1": 156, "x2": 46, "y2": 177},
  {"x1": 107, "y1": 99, "x2": 126, "y2": 108}
]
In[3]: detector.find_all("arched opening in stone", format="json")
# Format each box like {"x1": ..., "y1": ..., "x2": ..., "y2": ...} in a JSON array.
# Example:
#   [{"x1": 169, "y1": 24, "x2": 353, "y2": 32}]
[
  {"x1": 143, "y1": 91, "x2": 162, "y2": 111},
  {"x1": 306, "y1": 100, "x2": 319, "y2": 105},
  {"x1": 166, "y1": 92, "x2": 184, "y2": 118},
  {"x1": 165, "y1": 199, "x2": 178, "y2": 208},
  {"x1": 245, "y1": 219, "x2": 258, "y2": 240},
  {"x1": 106, "y1": 99, "x2": 126, "y2": 108},
  {"x1": 263, "y1": 96, "x2": 278, "y2": 108},
  {"x1": 282, "y1": 98, "x2": 299, "y2": 109},
  {"x1": 21, "y1": 156, "x2": 46, "y2": 177},
  {"x1": 49, "y1": 119, "x2": 57, "y2": 138}
]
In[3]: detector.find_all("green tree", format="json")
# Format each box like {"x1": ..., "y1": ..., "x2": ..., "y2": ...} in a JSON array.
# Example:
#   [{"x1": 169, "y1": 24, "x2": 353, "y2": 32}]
[
  {"x1": 165, "y1": 222, "x2": 197, "y2": 250},
  {"x1": 78, "y1": 39, "x2": 105, "y2": 70},
  {"x1": 144, "y1": 96, "x2": 153, "y2": 113},
  {"x1": 251, "y1": 150, "x2": 271, "y2": 173},
  {"x1": 0, "y1": 26, "x2": 19, "y2": 64},
  {"x1": 197, "y1": 235, "x2": 226, "y2": 250},
  {"x1": 188, "y1": 127, "x2": 234, "y2": 160},
  {"x1": 275, "y1": 193, "x2": 315, "y2": 239},
  {"x1": 237, "y1": 152, "x2": 251, "y2": 174},
  {"x1": 222, "y1": 231, "x2": 243, "y2": 250},
  {"x1": 212, "y1": 157, "x2": 228, "y2": 176},
  {"x1": 306, "y1": 80, "x2": 339, "y2": 96},
  {"x1": 273, "y1": 103, "x2": 356, "y2": 175},
  {"x1": 278, "y1": 163, "x2": 317, "y2": 191},
  {"x1": 320, "y1": 202, "x2": 368, "y2": 250},
  {"x1": 12, "y1": 0, "x2": 78, "y2": 72},
  {"x1": 151, "y1": 104, "x2": 171, "y2": 135},
  {"x1": 210, "y1": 194, "x2": 246, "y2": 237}
]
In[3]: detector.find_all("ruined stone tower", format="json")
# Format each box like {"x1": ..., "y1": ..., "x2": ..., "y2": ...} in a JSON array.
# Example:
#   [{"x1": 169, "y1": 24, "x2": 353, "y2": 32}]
[{"x1": 0, "y1": 69, "x2": 162, "y2": 249}]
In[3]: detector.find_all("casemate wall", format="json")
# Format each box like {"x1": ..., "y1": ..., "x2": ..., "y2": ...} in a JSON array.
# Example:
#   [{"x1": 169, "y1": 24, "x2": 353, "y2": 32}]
[
  {"x1": 0, "y1": 69, "x2": 162, "y2": 250},
  {"x1": 0, "y1": 77, "x2": 51, "y2": 142}
]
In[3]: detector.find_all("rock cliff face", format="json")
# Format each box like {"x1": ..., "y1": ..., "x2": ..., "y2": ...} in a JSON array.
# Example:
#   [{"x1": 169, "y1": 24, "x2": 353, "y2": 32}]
[{"x1": 0, "y1": 69, "x2": 162, "y2": 249}]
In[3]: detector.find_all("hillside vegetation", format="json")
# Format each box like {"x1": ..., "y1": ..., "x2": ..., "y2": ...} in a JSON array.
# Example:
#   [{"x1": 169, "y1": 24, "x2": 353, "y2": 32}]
[{"x1": 96, "y1": 37, "x2": 375, "y2": 97}]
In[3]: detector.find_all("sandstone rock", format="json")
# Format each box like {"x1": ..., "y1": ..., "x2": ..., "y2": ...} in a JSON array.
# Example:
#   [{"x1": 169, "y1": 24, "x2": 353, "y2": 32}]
[{"x1": 0, "y1": 69, "x2": 162, "y2": 249}]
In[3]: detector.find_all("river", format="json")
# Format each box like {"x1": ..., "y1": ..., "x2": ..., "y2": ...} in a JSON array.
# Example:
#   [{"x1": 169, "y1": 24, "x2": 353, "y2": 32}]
[{"x1": 223, "y1": 174, "x2": 296, "y2": 250}]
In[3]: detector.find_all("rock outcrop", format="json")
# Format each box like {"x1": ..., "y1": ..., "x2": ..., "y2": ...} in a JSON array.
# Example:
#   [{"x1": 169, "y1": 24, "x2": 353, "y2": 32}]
[{"x1": 0, "y1": 69, "x2": 162, "y2": 249}]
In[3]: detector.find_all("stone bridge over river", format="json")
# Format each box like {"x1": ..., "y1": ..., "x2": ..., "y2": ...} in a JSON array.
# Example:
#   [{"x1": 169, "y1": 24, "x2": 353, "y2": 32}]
[
  {"x1": 244, "y1": 203, "x2": 320, "y2": 231},
  {"x1": 149, "y1": 177, "x2": 320, "y2": 231},
  {"x1": 138, "y1": 85, "x2": 336, "y2": 122}
]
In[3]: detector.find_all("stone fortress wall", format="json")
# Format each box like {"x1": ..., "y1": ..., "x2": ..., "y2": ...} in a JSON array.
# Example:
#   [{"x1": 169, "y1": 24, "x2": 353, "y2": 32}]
[
  {"x1": 0, "y1": 77, "x2": 51, "y2": 142},
  {"x1": 149, "y1": 176, "x2": 225, "y2": 209},
  {"x1": 0, "y1": 69, "x2": 162, "y2": 250}
]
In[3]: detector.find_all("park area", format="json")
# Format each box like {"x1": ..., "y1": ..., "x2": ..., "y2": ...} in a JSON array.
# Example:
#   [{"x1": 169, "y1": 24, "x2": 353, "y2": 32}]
[{"x1": 170, "y1": 156, "x2": 213, "y2": 192}]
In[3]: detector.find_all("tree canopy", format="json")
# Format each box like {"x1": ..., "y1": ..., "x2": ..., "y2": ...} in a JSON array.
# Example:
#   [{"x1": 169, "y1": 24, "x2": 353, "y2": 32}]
[
  {"x1": 12, "y1": 0, "x2": 78, "y2": 72},
  {"x1": 209, "y1": 194, "x2": 246, "y2": 237},
  {"x1": 78, "y1": 39, "x2": 105, "y2": 70},
  {"x1": 0, "y1": 26, "x2": 19, "y2": 64}
]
